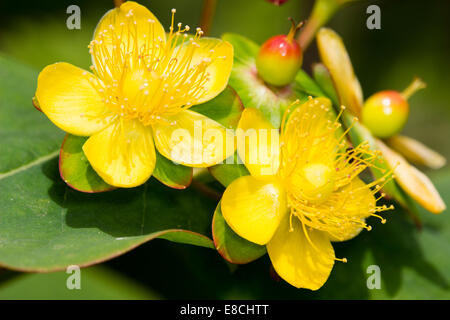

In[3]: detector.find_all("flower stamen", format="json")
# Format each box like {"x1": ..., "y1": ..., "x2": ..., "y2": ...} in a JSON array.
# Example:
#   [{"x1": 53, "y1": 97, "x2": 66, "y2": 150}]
[
  {"x1": 88, "y1": 8, "x2": 218, "y2": 126},
  {"x1": 278, "y1": 98, "x2": 394, "y2": 241}
]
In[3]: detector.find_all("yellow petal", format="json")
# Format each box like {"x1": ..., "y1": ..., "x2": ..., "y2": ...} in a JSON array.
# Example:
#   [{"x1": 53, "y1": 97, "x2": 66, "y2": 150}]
[
  {"x1": 92, "y1": 1, "x2": 166, "y2": 66},
  {"x1": 326, "y1": 177, "x2": 375, "y2": 242},
  {"x1": 221, "y1": 175, "x2": 287, "y2": 245},
  {"x1": 267, "y1": 216, "x2": 335, "y2": 290},
  {"x1": 152, "y1": 110, "x2": 235, "y2": 167},
  {"x1": 236, "y1": 108, "x2": 280, "y2": 179},
  {"x1": 83, "y1": 119, "x2": 156, "y2": 188},
  {"x1": 377, "y1": 139, "x2": 446, "y2": 214},
  {"x1": 317, "y1": 28, "x2": 363, "y2": 116},
  {"x1": 279, "y1": 97, "x2": 337, "y2": 173},
  {"x1": 177, "y1": 38, "x2": 233, "y2": 105},
  {"x1": 387, "y1": 135, "x2": 446, "y2": 170},
  {"x1": 36, "y1": 63, "x2": 114, "y2": 136}
]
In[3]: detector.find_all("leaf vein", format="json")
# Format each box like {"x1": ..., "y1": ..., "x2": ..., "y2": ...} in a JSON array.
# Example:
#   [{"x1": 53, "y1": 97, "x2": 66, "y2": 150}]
[{"x1": 0, "y1": 150, "x2": 59, "y2": 181}]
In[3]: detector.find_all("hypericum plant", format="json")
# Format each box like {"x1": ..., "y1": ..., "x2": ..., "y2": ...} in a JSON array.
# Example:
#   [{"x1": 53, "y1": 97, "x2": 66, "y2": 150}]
[
  {"x1": 18, "y1": 0, "x2": 446, "y2": 292},
  {"x1": 34, "y1": 1, "x2": 234, "y2": 189}
]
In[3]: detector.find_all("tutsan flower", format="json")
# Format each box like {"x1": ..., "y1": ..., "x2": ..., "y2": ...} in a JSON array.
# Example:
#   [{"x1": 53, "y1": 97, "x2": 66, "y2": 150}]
[
  {"x1": 221, "y1": 97, "x2": 393, "y2": 290},
  {"x1": 34, "y1": 1, "x2": 234, "y2": 188}
]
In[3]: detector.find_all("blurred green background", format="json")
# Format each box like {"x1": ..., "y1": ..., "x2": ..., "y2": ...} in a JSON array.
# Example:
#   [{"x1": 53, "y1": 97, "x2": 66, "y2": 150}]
[{"x1": 0, "y1": 0, "x2": 449, "y2": 299}]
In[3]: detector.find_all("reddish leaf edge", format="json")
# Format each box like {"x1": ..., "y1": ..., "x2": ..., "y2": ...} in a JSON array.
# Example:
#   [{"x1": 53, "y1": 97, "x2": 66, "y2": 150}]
[
  {"x1": 152, "y1": 164, "x2": 193, "y2": 190},
  {"x1": 0, "y1": 229, "x2": 214, "y2": 273},
  {"x1": 32, "y1": 96, "x2": 41, "y2": 112}
]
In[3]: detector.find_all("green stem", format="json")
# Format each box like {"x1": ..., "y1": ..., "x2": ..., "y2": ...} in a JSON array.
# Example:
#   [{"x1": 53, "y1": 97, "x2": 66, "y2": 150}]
[
  {"x1": 401, "y1": 77, "x2": 426, "y2": 100},
  {"x1": 287, "y1": 18, "x2": 305, "y2": 42},
  {"x1": 191, "y1": 180, "x2": 221, "y2": 201},
  {"x1": 200, "y1": 0, "x2": 218, "y2": 36},
  {"x1": 297, "y1": 0, "x2": 361, "y2": 50},
  {"x1": 192, "y1": 168, "x2": 222, "y2": 200}
]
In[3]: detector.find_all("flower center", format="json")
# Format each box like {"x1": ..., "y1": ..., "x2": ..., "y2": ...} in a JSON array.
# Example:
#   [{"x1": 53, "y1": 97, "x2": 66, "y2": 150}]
[
  {"x1": 288, "y1": 163, "x2": 335, "y2": 203},
  {"x1": 88, "y1": 8, "x2": 214, "y2": 126}
]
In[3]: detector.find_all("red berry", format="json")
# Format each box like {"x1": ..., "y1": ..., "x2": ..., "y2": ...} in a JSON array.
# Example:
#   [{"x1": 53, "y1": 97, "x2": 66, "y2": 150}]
[{"x1": 256, "y1": 19, "x2": 304, "y2": 87}]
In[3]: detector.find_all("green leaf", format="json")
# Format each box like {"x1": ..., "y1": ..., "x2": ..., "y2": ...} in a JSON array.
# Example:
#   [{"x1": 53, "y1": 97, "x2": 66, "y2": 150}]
[
  {"x1": 0, "y1": 266, "x2": 161, "y2": 300},
  {"x1": 312, "y1": 63, "x2": 340, "y2": 105},
  {"x1": 153, "y1": 150, "x2": 193, "y2": 190},
  {"x1": 191, "y1": 86, "x2": 243, "y2": 130},
  {"x1": 60, "y1": 134, "x2": 114, "y2": 193},
  {"x1": 0, "y1": 54, "x2": 215, "y2": 272},
  {"x1": 222, "y1": 33, "x2": 259, "y2": 66},
  {"x1": 0, "y1": 158, "x2": 214, "y2": 271},
  {"x1": 0, "y1": 54, "x2": 64, "y2": 174},
  {"x1": 212, "y1": 202, "x2": 266, "y2": 264},
  {"x1": 209, "y1": 153, "x2": 249, "y2": 187},
  {"x1": 293, "y1": 69, "x2": 328, "y2": 98}
]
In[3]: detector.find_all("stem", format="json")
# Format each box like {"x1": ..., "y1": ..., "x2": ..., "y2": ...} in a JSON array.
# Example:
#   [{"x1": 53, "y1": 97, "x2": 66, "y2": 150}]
[
  {"x1": 113, "y1": 0, "x2": 124, "y2": 8},
  {"x1": 407, "y1": 207, "x2": 423, "y2": 231},
  {"x1": 191, "y1": 180, "x2": 222, "y2": 201},
  {"x1": 298, "y1": 0, "x2": 338, "y2": 49},
  {"x1": 191, "y1": 168, "x2": 222, "y2": 201},
  {"x1": 287, "y1": 18, "x2": 305, "y2": 42},
  {"x1": 200, "y1": 0, "x2": 218, "y2": 36},
  {"x1": 297, "y1": 0, "x2": 360, "y2": 50},
  {"x1": 401, "y1": 77, "x2": 427, "y2": 100}
]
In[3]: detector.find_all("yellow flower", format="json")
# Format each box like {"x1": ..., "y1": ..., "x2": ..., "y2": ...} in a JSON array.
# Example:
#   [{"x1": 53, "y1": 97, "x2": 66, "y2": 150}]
[
  {"x1": 34, "y1": 1, "x2": 234, "y2": 188},
  {"x1": 221, "y1": 97, "x2": 392, "y2": 290}
]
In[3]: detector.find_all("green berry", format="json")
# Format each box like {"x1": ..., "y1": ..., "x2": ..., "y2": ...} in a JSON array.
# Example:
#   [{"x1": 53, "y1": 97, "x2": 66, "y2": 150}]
[
  {"x1": 362, "y1": 90, "x2": 409, "y2": 138},
  {"x1": 361, "y1": 78, "x2": 426, "y2": 138}
]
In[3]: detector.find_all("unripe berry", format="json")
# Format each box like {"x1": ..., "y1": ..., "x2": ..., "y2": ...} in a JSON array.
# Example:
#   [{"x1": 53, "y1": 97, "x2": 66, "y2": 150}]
[
  {"x1": 361, "y1": 78, "x2": 426, "y2": 138},
  {"x1": 256, "y1": 19, "x2": 304, "y2": 87}
]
